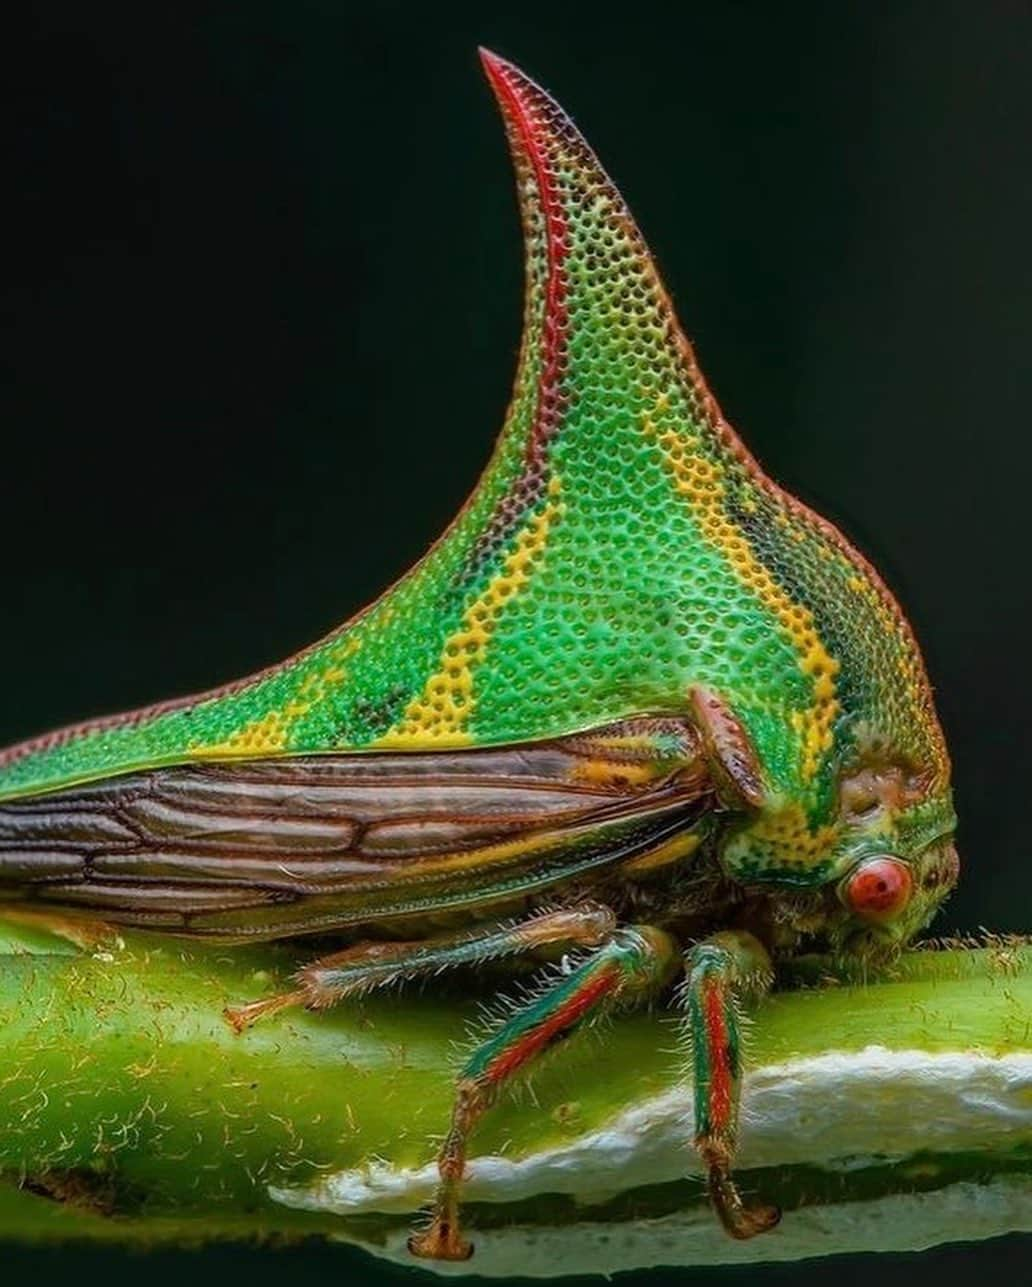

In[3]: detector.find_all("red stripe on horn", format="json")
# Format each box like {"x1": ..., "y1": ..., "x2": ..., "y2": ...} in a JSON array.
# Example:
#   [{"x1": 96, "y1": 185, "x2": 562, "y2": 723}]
[{"x1": 479, "y1": 49, "x2": 569, "y2": 471}]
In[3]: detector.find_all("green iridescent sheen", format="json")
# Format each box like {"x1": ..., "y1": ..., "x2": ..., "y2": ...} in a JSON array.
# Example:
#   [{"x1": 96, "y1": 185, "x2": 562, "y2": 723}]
[{"x1": 0, "y1": 51, "x2": 952, "y2": 901}]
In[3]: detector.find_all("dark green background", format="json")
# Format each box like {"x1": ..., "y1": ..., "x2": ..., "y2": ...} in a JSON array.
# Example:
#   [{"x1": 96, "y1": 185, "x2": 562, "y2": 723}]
[{"x1": 2, "y1": 1, "x2": 1030, "y2": 1282}]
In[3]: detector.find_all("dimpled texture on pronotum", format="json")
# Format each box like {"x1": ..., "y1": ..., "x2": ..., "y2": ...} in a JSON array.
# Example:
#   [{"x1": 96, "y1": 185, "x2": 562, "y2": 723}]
[{"x1": 0, "y1": 52, "x2": 950, "y2": 877}]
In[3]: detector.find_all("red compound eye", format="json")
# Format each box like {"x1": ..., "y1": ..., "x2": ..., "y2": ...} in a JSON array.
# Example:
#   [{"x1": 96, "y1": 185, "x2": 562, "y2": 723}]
[{"x1": 845, "y1": 857, "x2": 913, "y2": 923}]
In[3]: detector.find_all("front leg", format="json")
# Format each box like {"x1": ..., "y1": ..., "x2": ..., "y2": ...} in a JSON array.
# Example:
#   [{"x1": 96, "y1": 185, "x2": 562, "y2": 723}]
[
  {"x1": 408, "y1": 924, "x2": 680, "y2": 1262},
  {"x1": 225, "y1": 902, "x2": 617, "y2": 1030},
  {"x1": 680, "y1": 929, "x2": 779, "y2": 1238}
]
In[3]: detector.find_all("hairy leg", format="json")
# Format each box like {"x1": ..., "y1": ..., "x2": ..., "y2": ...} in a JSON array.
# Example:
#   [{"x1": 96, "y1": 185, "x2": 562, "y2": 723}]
[
  {"x1": 408, "y1": 924, "x2": 679, "y2": 1262},
  {"x1": 224, "y1": 901, "x2": 616, "y2": 1030},
  {"x1": 680, "y1": 929, "x2": 778, "y2": 1238}
]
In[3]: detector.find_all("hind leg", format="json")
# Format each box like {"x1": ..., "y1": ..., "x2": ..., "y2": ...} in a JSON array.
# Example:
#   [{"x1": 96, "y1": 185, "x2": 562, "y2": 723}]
[
  {"x1": 224, "y1": 901, "x2": 617, "y2": 1030},
  {"x1": 408, "y1": 924, "x2": 679, "y2": 1261}
]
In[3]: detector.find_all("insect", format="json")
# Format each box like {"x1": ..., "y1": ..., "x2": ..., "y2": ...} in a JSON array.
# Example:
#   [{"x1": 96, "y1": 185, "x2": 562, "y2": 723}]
[{"x1": 0, "y1": 50, "x2": 958, "y2": 1261}]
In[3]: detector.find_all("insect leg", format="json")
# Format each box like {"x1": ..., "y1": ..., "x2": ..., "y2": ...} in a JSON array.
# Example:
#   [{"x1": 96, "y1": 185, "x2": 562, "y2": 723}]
[
  {"x1": 224, "y1": 901, "x2": 617, "y2": 1030},
  {"x1": 680, "y1": 929, "x2": 778, "y2": 1238},
  {"x1": 407, "y1": 923, "x2": 679, "y2": 1262}
]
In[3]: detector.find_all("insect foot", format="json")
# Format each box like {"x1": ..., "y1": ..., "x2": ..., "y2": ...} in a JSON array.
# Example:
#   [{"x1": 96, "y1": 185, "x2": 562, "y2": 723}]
[
  {"x1": 704, "y1": 1145, "x2": 782, "y2": 1240},
  {"x1": 409, "y1": 926, "x2": 680, "y2": 1260},
  {"x1": 407, "y1": 1213, "x2": 475, "y2": 1263}
]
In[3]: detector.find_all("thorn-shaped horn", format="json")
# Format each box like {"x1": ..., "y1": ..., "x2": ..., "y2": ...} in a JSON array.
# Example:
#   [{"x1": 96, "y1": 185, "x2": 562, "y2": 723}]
[
  {"x1": 0, "y1": 51, "x2": 950, "y2": 801},
  {"x1": 479, "y1": 48, "x2": 572, "y2": 464},
  {"x1": 476, "y1": 47, "x2": 758, "y2": 520}
]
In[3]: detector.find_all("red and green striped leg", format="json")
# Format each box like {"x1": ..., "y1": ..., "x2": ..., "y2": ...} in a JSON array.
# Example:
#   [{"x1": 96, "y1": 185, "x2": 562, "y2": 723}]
[
  {"x1": 681, "y1": 929, "x2": 779, "y2": 1239},
  {"x1": 224, "y1": 902, "x2": 616, "y2": 1030},
  {"x1": 408, "y1": 924, "x2": 679, "y2": 1262}
]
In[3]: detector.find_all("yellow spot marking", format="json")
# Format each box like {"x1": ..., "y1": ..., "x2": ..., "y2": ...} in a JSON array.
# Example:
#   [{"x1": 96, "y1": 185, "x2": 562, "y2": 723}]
[
  {"x1": 376, "y1": 482, "x2": 563, "y2": 748},
  {"x1": 645, "y1": 411, "x2": 840, "y2": 782},
  {"x1": 744, "y1": 801, "x2": 839, "y2": 862},
  {"x1": 622, "y1": 830, "x2": 701, "y2": 874},
  {"x1": 569, "y1": 759, "x2": 659, "y2": 788}
]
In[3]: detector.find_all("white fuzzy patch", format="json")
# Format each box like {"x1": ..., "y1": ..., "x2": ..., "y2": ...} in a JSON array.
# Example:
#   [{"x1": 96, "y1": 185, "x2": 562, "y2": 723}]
[{"x1": 270, "y1": 1047, "x2": 1032, "y2": 1216}]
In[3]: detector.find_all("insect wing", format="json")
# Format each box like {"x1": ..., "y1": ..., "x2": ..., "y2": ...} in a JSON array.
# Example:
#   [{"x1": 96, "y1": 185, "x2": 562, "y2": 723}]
[{"x1": 0, "y1": 721, "x2": 709, "y2": 937}]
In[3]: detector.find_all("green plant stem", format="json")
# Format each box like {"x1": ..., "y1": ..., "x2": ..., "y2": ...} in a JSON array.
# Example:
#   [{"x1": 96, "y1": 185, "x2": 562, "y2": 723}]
[{"x1": 0, "y1": 920, "x2": 1029, "y2": 1273}]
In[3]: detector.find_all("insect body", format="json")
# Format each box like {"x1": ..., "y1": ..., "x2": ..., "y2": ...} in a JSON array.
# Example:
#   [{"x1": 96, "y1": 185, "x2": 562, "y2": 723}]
[{"x1": 0, "y1": 51, "x2": 958, "y2": 1259}]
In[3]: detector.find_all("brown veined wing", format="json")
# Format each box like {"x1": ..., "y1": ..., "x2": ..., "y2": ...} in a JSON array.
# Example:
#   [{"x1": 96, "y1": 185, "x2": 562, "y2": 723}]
[{"x1": 0, "y1": 716, "x2": 712, "y2": 940}]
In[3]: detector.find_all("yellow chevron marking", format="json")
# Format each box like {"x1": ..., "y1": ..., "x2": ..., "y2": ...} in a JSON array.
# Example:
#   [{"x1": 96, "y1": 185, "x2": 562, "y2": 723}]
[
  {"x1": 645, "y1": 412, "x2": 839, "y2": 783},
  {"x1": 191, "y1": 637, "x2": 361, "y2": 759},
  {"x1": 376, "y1": 480, "x2": 563, "y2": 749}
]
